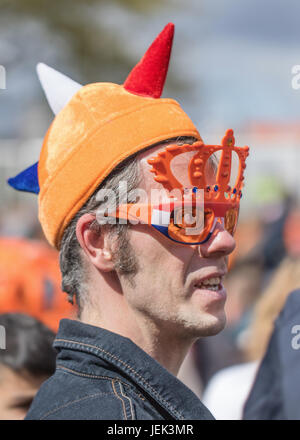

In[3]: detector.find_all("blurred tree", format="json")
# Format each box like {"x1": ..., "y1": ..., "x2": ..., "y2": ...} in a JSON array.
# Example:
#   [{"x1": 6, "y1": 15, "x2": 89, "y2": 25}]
[{"x1": 1, "y1": 0, "x2": 166, "y2": 83}]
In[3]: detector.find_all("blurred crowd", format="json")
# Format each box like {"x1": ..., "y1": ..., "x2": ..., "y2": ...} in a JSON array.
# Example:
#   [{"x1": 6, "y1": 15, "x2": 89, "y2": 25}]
[{"x1": 0, "y1": 213, "x2": 75, "y2": 419}]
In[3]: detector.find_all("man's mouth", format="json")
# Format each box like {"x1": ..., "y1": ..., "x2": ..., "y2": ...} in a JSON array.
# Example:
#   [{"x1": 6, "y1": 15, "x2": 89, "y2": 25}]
[{"x1": 194, "y1": 276, "x2": 223, "y2": 292}]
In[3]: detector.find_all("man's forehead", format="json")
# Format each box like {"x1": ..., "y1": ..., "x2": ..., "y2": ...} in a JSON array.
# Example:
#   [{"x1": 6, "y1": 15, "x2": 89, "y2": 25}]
[
  {"x1": 138, "y1": 140, "x2": 175, "y2": 163},
  {"x1": 138, "y1": 140, "x2": 216, "y2": 192},
  {"x1": 139, "y1": 140, "x2": 195, "y2": 189}
]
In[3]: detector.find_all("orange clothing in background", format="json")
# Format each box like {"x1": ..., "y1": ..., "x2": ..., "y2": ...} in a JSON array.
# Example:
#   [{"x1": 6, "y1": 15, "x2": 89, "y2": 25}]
[{"x1": 0, "y1": 238, "x2": 75, "y2": 332}]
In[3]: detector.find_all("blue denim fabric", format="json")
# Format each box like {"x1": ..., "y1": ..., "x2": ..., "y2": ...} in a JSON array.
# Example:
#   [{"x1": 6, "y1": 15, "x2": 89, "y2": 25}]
[{"x1": 25, "y1": 319, "x2": 214, "y2": 420}]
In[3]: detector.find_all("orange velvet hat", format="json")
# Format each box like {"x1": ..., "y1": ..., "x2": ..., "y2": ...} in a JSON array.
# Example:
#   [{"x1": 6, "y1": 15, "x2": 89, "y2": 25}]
[{"x1": 8, "y1": 23, "x2": 201, "y2": 249}]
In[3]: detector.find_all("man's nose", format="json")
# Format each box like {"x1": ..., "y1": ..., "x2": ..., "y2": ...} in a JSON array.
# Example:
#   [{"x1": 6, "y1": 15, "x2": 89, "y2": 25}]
[{"x1": 198, "y1": 220, "x2": 236, "y2": 258}]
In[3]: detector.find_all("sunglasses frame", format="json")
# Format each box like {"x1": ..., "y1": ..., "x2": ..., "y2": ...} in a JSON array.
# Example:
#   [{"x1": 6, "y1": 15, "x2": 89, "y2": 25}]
[{"x1": 105, "y1": 200, "x2": 239, "y2": 245}]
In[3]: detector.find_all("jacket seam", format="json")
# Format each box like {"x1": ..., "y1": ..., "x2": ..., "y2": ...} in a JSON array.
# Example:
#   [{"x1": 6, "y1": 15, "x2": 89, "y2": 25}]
[
  {"x1": 56, "y1": 365, "x2": 146, "y2": 402},
  {"x1": 119, "y1": 381, "x2": 135, "y2": 420},
  {"x1": 111, "y1": 380, "x2": 128, "y2": 420},
  {"x1": 39, "y1": 392, "x2": 115, "y2": 420},
  {"x1": 55, "y1": 338, "x2": 183, "y2": 419},
  {"x1": 112, "y1": 380, "x2": 135, "y2": 420}
]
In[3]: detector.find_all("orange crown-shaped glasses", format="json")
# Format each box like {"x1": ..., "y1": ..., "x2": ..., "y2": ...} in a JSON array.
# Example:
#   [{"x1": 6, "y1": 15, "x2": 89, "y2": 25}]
[
  {"x1": 147, "y1": 129, "x2": 249, "y2": 203},
  {"x1": 107, "y1": 129, "x2": 250, "y2": 245}
]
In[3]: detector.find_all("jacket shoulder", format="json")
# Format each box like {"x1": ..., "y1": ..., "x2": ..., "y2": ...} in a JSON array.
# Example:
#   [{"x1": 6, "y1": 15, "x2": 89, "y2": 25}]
[
  {"x1": 26, "y1": 366, "x2": 163, "y2": 420},
  {"x1": 26, "y1": 367, "x2": 127, "y2": 420}
]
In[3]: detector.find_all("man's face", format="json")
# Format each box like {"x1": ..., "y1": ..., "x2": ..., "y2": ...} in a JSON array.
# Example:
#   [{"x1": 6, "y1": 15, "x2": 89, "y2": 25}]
[
  {"x1": 117, "y1": 142, "x2": 236, "y2": 340},
  {"x1": 0, "y1": 364, "x2": 47, "y2": 420}
]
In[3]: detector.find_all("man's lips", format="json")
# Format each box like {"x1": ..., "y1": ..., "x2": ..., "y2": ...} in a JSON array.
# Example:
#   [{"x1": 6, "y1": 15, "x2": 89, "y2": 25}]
[
  {"x1": 191, "y1": 272, "x2": 227, "y2": 302},
  {"x1": 192, "y1": 271, "x2": 227, "y2": 291}
]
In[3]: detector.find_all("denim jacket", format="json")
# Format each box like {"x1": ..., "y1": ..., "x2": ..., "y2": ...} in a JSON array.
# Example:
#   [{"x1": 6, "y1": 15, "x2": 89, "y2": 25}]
[{"x1": 26, "y1": 319, "x2": 214, "y2": 420}]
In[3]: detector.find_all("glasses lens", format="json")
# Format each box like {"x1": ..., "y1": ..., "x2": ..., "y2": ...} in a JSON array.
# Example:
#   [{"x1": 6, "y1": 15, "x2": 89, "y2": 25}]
[
  {"x1": 224, "y1": 207, "x2": 239, "y2": 235},
  {"x1": 168, "y1": 207, "x2": 214, "y2": 243},
  {"x1": 173, "y1": 206, "x2": 204, "y2": 229}
]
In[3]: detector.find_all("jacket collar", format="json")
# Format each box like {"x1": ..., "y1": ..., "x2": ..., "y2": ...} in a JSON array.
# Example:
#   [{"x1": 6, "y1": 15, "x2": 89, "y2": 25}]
[{"x1": 54, "y1": 319, "x2": 214, "y2": 420}]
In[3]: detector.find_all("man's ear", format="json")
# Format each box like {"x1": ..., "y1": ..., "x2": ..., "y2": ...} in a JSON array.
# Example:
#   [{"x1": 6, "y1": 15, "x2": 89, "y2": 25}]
[{"x1": 76, "y1": 213, "x2": 115, "y2": 272}]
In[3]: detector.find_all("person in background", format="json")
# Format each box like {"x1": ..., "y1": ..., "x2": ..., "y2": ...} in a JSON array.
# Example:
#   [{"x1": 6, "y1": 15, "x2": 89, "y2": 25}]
[
  {"x1": 244, "y1": 256, "x2": 300, "y2": 362},
  {"x1": 0, "y1": 313, "x2": 56, "y2": 420},
  {"x1": 243, "y1": 289, "x2": 300, "y2": 419}
]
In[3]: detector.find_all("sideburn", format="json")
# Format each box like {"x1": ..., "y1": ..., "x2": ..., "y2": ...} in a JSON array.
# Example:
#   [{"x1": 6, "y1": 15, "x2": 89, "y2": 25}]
[{"x1": 109, "y1": 225, "x2": 139, "y2": 289}]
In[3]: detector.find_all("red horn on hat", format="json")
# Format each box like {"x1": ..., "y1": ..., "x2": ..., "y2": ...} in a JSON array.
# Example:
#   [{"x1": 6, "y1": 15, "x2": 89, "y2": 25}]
[{"x1": 123, "y1": 22, "x2": 175, "y2": 99}]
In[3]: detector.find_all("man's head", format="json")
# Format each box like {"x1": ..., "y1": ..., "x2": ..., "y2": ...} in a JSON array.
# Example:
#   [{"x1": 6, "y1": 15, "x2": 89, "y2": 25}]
[{"x1": 0, "y1": 313, "x2": 56, "y2": 420}]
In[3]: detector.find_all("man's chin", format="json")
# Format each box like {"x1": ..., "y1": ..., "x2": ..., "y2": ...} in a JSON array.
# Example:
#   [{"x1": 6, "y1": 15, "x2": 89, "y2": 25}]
[
  {"x1": 182, "y1": 311, "x2": 227, "y2": 338},
  {"x1": 204, "y1": 313, "x2": 227, "y2": 336}
]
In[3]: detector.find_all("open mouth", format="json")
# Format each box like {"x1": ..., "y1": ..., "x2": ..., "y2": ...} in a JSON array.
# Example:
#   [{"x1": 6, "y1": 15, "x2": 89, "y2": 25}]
[{"x1": 194, "y1": 276, "x2": 223, "y2": 292}]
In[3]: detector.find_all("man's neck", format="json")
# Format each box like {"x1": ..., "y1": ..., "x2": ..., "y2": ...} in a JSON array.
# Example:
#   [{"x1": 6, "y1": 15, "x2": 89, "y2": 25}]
[{"x1": 80, "y1": 307, "x2": 194, "y2": 376}]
